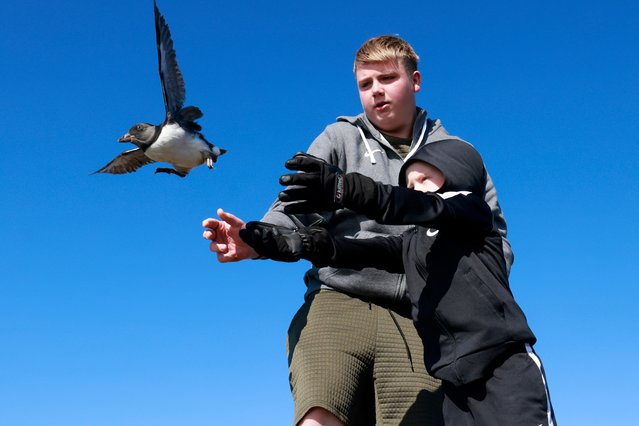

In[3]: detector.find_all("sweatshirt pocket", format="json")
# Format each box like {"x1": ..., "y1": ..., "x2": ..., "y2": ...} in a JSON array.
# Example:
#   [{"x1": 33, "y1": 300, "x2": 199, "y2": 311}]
[
  {"x1": 434, "y1": 265, "x2": 507, "y2": 349},
  {"x1": 464, "y1": 267, "x2": 506, "y2": 321}
]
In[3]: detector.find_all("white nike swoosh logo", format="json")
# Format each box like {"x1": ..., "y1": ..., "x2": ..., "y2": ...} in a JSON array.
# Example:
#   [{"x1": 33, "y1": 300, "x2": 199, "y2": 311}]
[{"x1": 426, "y1": 229, "x2": 439, "y2": 237}]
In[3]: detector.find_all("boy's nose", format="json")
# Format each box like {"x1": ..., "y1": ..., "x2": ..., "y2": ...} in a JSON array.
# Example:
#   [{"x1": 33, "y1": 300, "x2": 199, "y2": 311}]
[{"x1": 372, "y1": 80, "x2": 384, "y2": 95}]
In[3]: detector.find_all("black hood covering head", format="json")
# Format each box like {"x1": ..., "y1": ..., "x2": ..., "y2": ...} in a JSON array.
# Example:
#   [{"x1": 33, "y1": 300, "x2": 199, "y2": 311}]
[{"x1": 399, "y1": 139, "x2": 487, "y2": 197}]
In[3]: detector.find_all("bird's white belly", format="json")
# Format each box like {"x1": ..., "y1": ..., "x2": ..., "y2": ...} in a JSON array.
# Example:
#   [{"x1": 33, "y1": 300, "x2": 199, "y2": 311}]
[{"x1": 145, "y1": 123, "x2": 208, "y2": 168}]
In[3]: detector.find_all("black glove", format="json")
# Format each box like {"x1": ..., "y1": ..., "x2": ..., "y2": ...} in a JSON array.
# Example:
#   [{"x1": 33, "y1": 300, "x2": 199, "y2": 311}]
[
  {"x1": 239, "y1": 221, "x2": 335, "y2": 265},
  {"x1": 278, "y1": 152, "x2": 346, "y2": 214}
]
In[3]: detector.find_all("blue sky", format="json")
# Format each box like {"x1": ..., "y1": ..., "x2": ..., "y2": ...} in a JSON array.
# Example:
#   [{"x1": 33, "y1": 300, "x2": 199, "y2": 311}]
[{"x1": 1, "y1": 0, "x2": 637, "y2": 424}]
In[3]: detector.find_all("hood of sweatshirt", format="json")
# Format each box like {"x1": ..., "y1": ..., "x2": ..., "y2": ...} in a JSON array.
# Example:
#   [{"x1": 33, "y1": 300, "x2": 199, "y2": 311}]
[{"x1": 398, "y1": 138, "x2": 486, "y2": 197}]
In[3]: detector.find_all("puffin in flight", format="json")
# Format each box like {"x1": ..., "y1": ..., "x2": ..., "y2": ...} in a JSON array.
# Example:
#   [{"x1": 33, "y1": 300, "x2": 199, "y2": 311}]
[{"x1": 94, "y1": 0, "x2": 225, "y2": 177}]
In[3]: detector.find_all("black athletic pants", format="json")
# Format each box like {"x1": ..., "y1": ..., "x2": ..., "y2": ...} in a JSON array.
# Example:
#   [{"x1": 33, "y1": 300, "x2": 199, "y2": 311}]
[{"x1": 442, "y1": 344, "x2": 556, "y2": 425}]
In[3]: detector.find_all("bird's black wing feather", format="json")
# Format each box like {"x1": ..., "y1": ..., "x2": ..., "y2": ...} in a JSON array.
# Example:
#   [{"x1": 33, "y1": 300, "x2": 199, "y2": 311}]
[
  {"x1": 92, "y1": 148, "x2": 156, "y2": 175},
  {"x1": 155, "y1": 0, "x2": 185, "y2": 119},
  {"x1": 173, "y1": 105, "x2": 203, "y2": 132}
]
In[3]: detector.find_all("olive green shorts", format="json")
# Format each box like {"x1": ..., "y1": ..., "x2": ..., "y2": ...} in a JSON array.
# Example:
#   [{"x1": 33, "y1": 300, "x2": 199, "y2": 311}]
[{"x1": 287, "y1": 290, "x2": 444, "y2": 425}]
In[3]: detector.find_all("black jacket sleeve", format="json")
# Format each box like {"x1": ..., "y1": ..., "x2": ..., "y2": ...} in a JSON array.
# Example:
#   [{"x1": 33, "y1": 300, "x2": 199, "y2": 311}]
[
  {"x1": 343, "y1": 173, "x2": 493, "y2": 234},
  {"x1": 317, "y1": 233, "x2": 405, "y2": 274}
]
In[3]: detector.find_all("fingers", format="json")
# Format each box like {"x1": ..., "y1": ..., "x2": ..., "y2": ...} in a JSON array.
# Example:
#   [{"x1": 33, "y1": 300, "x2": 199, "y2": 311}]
[
  {"x1": 216, "y1": 249, "x2": 239, "y2": 263},
  {"x1": 202, "y1": 211, "x2": 259, "y2": 263},
  {"x1": 279, "y1": 187, "x2": 316, "y2": 213},
  {"x1": 278, "y1": 187, "x2": 312, "y2": 203},
  {"x1": 216, "y1": 208, "x2": 245, "y2": 228},
  {"x1": 202, "y1": 218, "x2": 222, "y2": 241},
  {"x1": 209, "y1": 241, "x2": 229, "y2": 254},
  {"x1": 279, "y1": 174, "x2": 294, "y2": 185},
  {"x1": 280, "y1": 172, "x2": 320, "y2": 188},
  {"x1": 202, "y1": 229, "x2": 216, "y2": 241},
  {"x1": 202, "y1": 210, "x2": 245, "y2": 240},
  {"x1": 284, "y1": 153, "x2": 323, "y2": 172},
  {"x1": 202, "y1": 217, "x2": 221, "y2": 229}
]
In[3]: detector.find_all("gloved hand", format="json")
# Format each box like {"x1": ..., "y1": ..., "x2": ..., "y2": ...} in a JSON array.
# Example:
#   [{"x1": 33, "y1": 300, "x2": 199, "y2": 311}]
[
  {"x1": 278, "y1": 152, "x2": 346, "y2": 214},
  {"x1": 239, "y1": 221, "x2": 334, "y2": 265}
]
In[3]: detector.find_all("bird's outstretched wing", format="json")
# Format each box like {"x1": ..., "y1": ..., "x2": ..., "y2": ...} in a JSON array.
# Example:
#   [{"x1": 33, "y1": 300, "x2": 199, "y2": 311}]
[
  {"x1": 92, "y1": 148, "x2": 156, "y2": 175},
  {"x1": 154, "y1": 0, "x2": 185, "y2": 119}
]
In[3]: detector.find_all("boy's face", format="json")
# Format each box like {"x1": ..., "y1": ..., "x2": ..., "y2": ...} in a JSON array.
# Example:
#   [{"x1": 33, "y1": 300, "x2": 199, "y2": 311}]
[
  {"x1": 405, "y1": 161, "x2": 444, "y2": 193},
  {"x1": 356, "y1": 59, "x2": 421, "y2": 138}
]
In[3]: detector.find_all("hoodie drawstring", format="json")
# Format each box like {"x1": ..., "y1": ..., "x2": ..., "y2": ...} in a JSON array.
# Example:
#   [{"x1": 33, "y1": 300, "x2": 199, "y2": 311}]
[
  {"x1": 404, "y1": 119, "x2": 429, "y2": 161},
  {"x1": 357, "y1": 118, "x2": 429, "y2": 165},
  {"x1": 358, "y1": 126, "x2": 379, "y2": 164}
]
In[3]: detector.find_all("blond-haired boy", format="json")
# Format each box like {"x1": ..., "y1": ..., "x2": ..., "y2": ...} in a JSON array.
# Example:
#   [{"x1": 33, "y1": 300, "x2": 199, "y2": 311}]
[{"x1": 203, "y1": 35, "x2": 512, "y2": 425}]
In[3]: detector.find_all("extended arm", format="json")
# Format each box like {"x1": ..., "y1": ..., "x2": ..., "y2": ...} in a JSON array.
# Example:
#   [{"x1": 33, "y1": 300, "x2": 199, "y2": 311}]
[
  {"x1": 279, "y1": 153, "x2": 493, "y2": 234},
  {"x1": 343, "y1": 173, "x2": 493, "y2": 234},
  {"x1": 239, "y1": 222, "x2": 405, "y2": 273}
]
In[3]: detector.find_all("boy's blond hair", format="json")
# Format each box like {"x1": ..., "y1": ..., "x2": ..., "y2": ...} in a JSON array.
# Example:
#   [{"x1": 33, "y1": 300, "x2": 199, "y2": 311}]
[{"x1": 354, "y1": 35, "x2": 419, "y2": 74}]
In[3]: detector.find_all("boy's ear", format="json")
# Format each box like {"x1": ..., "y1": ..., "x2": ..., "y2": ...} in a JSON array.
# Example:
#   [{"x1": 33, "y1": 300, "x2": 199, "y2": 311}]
[{"x1": 412, "y1": 70, "x2": 422, "y2": 92}]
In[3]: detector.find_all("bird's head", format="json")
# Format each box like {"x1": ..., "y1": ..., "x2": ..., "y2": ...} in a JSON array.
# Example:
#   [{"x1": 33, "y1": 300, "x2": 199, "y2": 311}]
[{"x1": 119, "y1": 123, "x2": 155, "y2": 147}]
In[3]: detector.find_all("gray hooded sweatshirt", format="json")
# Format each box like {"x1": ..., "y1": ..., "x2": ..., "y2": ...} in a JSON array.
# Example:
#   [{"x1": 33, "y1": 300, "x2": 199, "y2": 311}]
[{"x1": 261, "y1": 108, "x2": 512, "y2": 303}]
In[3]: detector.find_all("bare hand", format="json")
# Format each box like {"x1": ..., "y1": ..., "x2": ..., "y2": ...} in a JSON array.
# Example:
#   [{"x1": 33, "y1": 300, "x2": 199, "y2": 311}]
[{"x1": 202, "y1": 208, "x2": 258, "y2": 263}]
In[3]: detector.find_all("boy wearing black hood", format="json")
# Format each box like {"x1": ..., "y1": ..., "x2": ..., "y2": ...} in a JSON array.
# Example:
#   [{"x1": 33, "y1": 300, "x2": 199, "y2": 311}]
[{"x1": 240, "y1": 139, "x2": 557, "y2": 425}]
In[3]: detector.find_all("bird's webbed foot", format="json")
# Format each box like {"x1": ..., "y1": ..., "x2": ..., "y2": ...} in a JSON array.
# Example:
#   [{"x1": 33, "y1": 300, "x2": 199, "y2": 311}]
[{"x1": 155, "y1": 167, "x2": 187, "y2": 177}]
